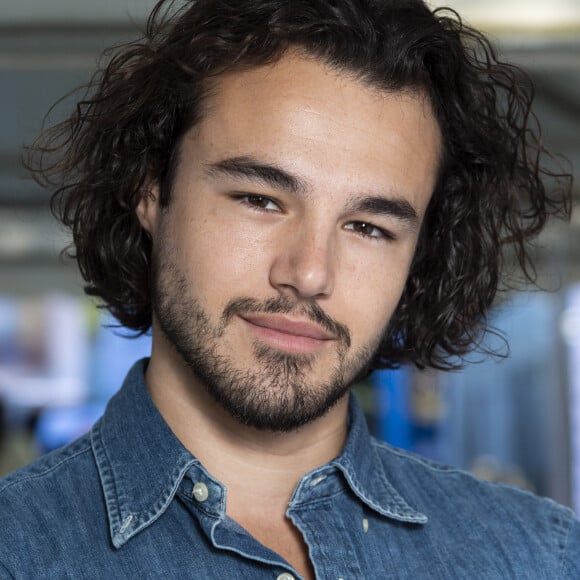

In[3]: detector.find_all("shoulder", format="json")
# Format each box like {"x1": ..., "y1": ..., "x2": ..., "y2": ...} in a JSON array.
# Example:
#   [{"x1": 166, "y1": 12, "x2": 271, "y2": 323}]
[
  {"x1": 0, "y1": 431, "x2": 101, "y2": 531},
  {"x1": 0, "y1": 431, "x2": 109, "y2": 573},
  {"x1": 0, "y1": 431, "x2": 94, "y2": 498},
  {"x1": 371, "y1": 436, "x2": 572, "y2": 515},
  {"x1": 371, "y1": 438, "x2": 580, "y2": 575}
]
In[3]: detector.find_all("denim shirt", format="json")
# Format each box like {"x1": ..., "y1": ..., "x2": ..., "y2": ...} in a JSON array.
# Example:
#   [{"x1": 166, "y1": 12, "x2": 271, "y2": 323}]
[{"x1": 1, "y1": 358, "x2": 578, "y2": 579}]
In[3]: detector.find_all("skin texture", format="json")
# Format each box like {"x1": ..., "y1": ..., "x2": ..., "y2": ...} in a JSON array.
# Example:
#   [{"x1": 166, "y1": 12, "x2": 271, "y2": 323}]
[{"x1": 137, "y1": 52, "x2": 441, "y2": 579}]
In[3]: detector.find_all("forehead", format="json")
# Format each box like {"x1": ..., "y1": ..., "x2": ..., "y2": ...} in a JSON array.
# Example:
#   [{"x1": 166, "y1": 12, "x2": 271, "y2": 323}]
[{"x1": 182, "y1": 52, "x2": 442, "y2": 213}]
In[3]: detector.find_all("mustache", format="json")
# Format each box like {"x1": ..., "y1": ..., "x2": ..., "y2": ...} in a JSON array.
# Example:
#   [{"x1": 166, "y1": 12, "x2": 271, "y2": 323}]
[{"x1": 221, "y1": 296, "x2": 351, "y2": 348}]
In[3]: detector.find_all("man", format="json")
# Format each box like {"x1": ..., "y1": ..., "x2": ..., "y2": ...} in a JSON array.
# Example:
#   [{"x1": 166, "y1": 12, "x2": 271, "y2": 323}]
[{"x1": 0, "y1": 0, "x2": 577, "y2": 577}]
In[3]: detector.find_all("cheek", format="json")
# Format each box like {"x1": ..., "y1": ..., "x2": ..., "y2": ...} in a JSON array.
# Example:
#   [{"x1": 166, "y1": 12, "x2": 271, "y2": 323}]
[
  {"x1": 174, "y1": 214, "x2": 271, "y2": 293},
  {"x1": 338, "y1": 250, "x2": 412, "y2": 341}
]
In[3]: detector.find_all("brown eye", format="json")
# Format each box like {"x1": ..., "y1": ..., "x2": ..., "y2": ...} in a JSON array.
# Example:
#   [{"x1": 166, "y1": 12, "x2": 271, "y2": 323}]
[
  {"x1": 247, "y1": 195, "x2": 271, "y2": 208},
  {"x1": 347, "y1": 221, "x2": 383, "y2": 238},
  {"x1": 238, "y1": 194, "x2": 281, "y2": 211},
  {"x1": 353, "y1": 222, "x2": 374, "y2": 235}
]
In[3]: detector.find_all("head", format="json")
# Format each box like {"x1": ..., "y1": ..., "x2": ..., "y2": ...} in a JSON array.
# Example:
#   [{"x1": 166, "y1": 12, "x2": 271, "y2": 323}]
[
  {"x1": 31, "y1": 0, "x2": 571, "y2": 381},
  {"x1": 134, "y1": 51, "x2": 440, "y2": 429}
]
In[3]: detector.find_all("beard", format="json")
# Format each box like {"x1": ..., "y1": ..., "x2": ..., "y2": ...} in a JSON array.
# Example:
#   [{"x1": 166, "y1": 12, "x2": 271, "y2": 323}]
[{"x1": 151, "y1": 249, "x2": 379, "y2": 432}]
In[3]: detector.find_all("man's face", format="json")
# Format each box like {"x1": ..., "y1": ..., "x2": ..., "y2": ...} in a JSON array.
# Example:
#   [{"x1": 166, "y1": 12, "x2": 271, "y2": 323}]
[{"x1": 142, "y1": 52, "x2": 441, "y2": 431}]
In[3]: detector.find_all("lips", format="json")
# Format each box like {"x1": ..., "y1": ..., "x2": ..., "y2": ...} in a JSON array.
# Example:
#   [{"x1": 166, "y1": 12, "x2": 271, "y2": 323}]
[
  {"x1": 239, "y1": 313, "x2": 335, "y2": 354},
  {"x1": 240, "y1": 314, "x2": 334, "y2": 340}
]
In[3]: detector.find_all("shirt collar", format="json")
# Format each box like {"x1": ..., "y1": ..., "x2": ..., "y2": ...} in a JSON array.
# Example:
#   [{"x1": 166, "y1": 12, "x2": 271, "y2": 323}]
[
  {"x1": 91, "y1": 358, "x2": 198, "y2": 548},
  {"x1": 330, "y1": 395, "x2": 427, "y2": 525},
  {"x1": 92, "y1": 358, "x2": 426, "y2": 549}
]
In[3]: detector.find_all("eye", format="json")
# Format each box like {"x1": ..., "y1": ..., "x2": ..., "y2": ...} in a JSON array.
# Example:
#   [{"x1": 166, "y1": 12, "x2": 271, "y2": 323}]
[
  {"x1": 345, "y1": 221, "x2": 393, "y2": 241},
  {"x1": 237, "y1": 194, "x2": 282, "y2": 212}
]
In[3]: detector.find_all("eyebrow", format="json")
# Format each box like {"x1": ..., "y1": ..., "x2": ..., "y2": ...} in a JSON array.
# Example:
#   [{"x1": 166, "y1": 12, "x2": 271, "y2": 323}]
[
  {"x1": 346, "y1": 195, "x2": 420, "y2": 230},
  {"x1": 204, "y1": 156, "x2": 308, "y2": 195}
]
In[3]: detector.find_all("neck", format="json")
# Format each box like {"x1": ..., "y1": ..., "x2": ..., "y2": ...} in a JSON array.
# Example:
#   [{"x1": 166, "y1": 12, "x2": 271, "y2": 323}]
[{"x1": 145, "y1": 341, "x2": 350, "y2": 509}]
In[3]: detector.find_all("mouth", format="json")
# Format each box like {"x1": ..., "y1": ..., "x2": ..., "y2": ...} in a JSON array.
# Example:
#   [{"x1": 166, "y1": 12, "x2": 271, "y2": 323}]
[{"x1": 239, "y1": 314, "x2": 335, "y2": 354}]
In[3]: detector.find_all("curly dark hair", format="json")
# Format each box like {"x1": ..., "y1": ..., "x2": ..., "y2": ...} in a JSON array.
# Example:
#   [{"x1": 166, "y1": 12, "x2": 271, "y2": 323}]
[{"x1": 28, "y1": 0, "x2": 572, "y2": 370}]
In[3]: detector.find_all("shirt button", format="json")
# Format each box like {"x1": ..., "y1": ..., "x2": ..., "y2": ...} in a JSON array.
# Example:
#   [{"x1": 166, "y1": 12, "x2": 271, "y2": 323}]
[
  {"x1": 192, "y1": 482, "x2": 209, "y2": 502},
  {"x1": 276, "y1": 574, "x2": 295, "y2": 580}
]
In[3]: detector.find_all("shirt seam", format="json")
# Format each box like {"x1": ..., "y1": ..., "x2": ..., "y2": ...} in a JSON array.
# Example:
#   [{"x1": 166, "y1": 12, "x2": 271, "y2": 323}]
[
  {"x1": 558, "y1": 506, "x2": 576, "y2": 577},
  {"x1": 91, "y1": 419, "x2": 126, "y2": 541},
  {"x1": 0, "y1": 444, "x2": 92, "y2": 495},
  {"x1": 288, "y1": 488, "x2": 346, "y2": 509},
  {"x1": 372, "y1": 439, "x2": 469, "y2": 474}
]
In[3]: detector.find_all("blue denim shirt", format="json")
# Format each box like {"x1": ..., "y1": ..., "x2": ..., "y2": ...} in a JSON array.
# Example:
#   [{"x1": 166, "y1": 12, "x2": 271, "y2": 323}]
[{"x1": 1, "y1": 358, "x2": 579, "y2": 579}]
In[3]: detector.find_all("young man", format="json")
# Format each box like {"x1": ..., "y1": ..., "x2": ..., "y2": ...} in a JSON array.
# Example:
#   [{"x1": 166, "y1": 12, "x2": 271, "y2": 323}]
[{"x1": 1, "y1": 0, "x2": 577, "y2": 577}]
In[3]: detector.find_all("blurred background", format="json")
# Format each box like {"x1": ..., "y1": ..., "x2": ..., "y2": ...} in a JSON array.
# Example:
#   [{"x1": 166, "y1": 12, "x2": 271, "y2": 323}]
[{"x1": 0, "y1": 0, "x2": 579, "y2": 513}]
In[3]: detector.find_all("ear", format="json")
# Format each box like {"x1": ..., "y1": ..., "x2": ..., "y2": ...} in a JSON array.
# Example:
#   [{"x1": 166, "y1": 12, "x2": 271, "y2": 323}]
[{"x1": 136, "y1": 184, "x2": 160, "y2": 237}]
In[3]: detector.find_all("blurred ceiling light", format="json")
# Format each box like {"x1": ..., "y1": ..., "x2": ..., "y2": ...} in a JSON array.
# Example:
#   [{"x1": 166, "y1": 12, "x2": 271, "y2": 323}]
[{"x1": 428, "y1": 0, "x2": 580, "y2": 32}]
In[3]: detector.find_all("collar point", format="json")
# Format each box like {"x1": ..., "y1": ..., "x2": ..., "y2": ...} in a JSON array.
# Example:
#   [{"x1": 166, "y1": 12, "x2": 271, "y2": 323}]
[
  {"x1": 111, "y1": 532, "x2": 129, "y2": 550},
  {"x1": 110, "y1": 514, "x2": 136, "y2": 549}
]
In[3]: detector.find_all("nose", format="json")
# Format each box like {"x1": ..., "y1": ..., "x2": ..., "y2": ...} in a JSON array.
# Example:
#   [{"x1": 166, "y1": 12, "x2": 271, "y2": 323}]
[{"x1": 269, "y1": 223, "x2": 336, "y2": 299}]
